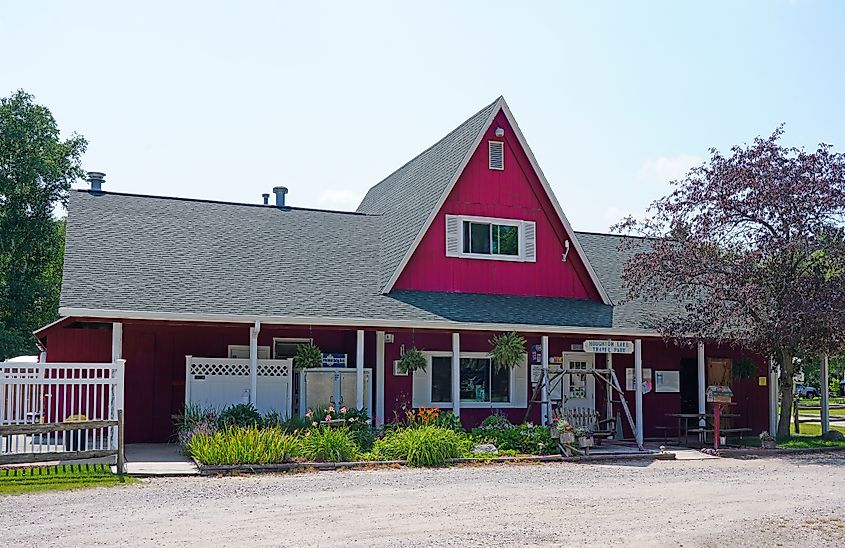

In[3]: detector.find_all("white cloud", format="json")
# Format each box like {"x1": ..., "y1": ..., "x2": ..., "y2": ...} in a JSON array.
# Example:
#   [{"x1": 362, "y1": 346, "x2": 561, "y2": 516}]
[
  {"x1": 316, "y1": 189, "x2": 362, "y2": 211},
  {"x1": 639, "y1": 154, "x2": 701, "y2": 183}
]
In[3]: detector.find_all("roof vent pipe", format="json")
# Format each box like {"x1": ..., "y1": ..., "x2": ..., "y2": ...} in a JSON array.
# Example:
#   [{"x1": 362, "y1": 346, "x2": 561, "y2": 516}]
[
  {"x1": 262, "y1": 193, "x2": 270, "y2": 205},
  {"x1": 272, "y1": 186, "x2": 288, "y2": 207},
  {"x1": 87, "y1": 171, "x2": 106, "y2": 192}
]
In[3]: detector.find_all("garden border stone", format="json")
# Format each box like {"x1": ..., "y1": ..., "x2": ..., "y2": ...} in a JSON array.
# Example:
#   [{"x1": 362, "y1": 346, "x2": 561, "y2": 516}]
[{"x1": 194, "y1": 450, "x2": 675, "y2": 476}]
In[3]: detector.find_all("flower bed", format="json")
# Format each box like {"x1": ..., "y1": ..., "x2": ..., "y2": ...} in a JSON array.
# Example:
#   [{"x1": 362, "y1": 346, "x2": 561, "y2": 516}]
[{"x1": 177, "y1": 405, "x2": 558, "y2": 468}]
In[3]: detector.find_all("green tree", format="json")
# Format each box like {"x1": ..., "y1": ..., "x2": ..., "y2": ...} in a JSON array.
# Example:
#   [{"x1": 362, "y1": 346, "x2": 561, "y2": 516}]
[{"x1": 0, "y1": 90, "x2": 86, "y2": 359}]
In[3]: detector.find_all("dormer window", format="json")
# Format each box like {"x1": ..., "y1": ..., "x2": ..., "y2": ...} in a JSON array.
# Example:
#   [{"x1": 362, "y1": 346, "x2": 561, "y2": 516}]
[
  {"x1": 488, "y1": 141, "x2": 504, "y2": 170},
  {"x1": 445, "y1": 215, "x2": 536, "y2": 262}
]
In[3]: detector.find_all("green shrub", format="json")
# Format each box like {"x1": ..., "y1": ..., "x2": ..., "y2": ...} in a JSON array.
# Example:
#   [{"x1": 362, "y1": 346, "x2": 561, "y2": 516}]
[
  {"x1": 430, "y1": 410, "x2": 465, "y2": 432},
  {"x1": 279, "y1": 414, "x2": 313, "y2": 434},
  {"x1": 299, "y1": 427, "x2": 360, "y2": 462},
  {"x1": 218, "y1": 403, "x2": 262, "y2": 427},
  {"x1": 479, "y1": 413, "x2": 513, "y2": 430},
  {"x1": 472, "y1": 423, "x2": 555, "y2": 455},
  {"x1": 188, "y1": 426, "x2": 299, "y2": 465},
  {"x1": 371, "y1": 426, "x2": 469, "y2": 467}
]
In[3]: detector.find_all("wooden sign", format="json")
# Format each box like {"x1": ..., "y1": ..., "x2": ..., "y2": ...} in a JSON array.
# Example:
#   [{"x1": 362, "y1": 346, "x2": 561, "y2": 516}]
[{"x1": 583, "y1": 340, "x2": 634, "y2": 354}]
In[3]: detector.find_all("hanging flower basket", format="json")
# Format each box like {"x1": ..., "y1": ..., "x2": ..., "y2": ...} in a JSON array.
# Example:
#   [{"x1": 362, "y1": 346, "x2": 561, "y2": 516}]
[
  {"x1": 489, "y1": 331, "x2": 527, "y2": 371},
  {"x1": 293, "y1": 343, "x2": 323, "y2": 369},
  {"x1": 397, "y1": 347, "x2": 426, "y2": 374}
]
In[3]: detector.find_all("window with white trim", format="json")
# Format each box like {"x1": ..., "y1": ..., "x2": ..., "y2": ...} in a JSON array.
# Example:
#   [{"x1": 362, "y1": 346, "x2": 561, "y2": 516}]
[
  {"x1": 411, "y1": 351, "x2": 527, "y2": 409},
  {"x1": 272, "y1": 337, "x2": 312, "y2": 359},
  {"x1": 445, "y1": 215, "x2": 536, "y2": 262},
  {"x1": 430, "y1": 356, "x2": 510, "y2": 403},
  {"x1": 228, "y1": 345, "x2": 271, "y2": 359}
]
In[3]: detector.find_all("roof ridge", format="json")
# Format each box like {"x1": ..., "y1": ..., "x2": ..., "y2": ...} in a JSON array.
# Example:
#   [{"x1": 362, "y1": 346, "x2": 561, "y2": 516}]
[
  {"x1": 72, "y1": 189, "x2": 378, "y2": 217},
  {"x1": 356, "y1": 97, "x2": 501, "y2": 208}
]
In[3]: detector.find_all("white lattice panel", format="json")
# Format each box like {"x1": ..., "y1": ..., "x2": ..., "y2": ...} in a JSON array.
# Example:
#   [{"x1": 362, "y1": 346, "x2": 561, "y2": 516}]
[{"x1": 185, "y1": 357, "x2": 292, "y2": 417}]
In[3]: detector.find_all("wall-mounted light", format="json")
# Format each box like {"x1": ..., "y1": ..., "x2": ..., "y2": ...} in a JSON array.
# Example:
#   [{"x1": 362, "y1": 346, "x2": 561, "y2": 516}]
[
  {"x1": 385, "y1": 333, "x2": 394, "y2": 343},
  {"x1": 562, "y1": 240, "x2": 571, "y2": 262},
  {"x1": 494, "y1": 127, "x2": 505, "y2": 137}
]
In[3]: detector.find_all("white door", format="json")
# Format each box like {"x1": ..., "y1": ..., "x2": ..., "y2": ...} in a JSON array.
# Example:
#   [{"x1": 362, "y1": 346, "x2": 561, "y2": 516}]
[{"x1": 562, "y1": 353, "x2": 595, "y2": 412}]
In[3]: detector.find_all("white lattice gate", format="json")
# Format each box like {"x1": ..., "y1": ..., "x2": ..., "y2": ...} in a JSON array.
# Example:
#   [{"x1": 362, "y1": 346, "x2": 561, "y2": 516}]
[{"x1": 185, "y1": 356, "x2": 292, "y2": 417}]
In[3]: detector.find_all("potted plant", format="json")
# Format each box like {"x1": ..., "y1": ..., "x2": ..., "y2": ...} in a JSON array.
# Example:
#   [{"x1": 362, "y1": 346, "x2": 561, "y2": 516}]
[
  {"x1": 759, "y1": 431, "x2": 776, "y2": 449},
  {"x1": 574, "y1": 427, "x2": 594, "y2": 448},
  {"x1": 732, "y1": 357, "x2": 757, "y2": 381},
  {"x1": 397, "y1": 347, "x2": 426, "y2": 374},
  {"x1": 552, "y1": 417, "x2": 575, "y2": 444},
  {"x1": 489, "y1": 331, "x2": 527, "y2": 370},
  {"x1": 293, "y1": 342, "x2": 323, "y2": 369}
]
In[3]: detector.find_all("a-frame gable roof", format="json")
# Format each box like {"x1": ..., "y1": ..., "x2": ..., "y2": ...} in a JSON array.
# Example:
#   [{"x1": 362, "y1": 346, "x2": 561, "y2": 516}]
[
  {"x1": 357, "y1": 98, "x2": 500, "y2": 290},
  {"x1": 358, "y1": 97, "x2": 611, "y2": 305}
]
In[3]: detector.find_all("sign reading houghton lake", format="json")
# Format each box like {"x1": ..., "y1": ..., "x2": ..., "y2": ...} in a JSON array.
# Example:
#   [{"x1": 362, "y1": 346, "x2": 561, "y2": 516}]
[{"x1": 583, "y1": 340, "x2": 635, "y2": 354}]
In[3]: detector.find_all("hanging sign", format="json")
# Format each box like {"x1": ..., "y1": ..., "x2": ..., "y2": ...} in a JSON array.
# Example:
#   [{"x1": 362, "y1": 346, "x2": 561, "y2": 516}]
[{"x1": 583, "y1": 340, "x2": 634, "y2": 354}]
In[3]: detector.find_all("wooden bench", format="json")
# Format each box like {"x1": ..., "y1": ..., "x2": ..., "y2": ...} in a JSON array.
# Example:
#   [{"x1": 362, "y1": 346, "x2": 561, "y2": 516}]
[
  {"x1": 654, "y1": 425, "x2": 676, "y2": 443},
  {"x1": 555, "y1": 407, "x2": 616, "y2": 444},
  {"x1": 688, "y1": 427, "x2": 753, "y2": 444}
]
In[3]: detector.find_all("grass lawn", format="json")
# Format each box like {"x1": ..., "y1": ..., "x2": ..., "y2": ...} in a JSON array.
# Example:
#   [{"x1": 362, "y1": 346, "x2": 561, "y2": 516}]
[
  {"x1": 777, "y1": 422, "x2": 845, "y2": 449},
  {"x1": 0, "y1": 464, "x2": 134, "y2": 495}
]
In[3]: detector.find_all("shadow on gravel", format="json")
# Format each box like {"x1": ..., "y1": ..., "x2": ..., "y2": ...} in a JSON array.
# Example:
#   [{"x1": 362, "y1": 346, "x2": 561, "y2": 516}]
[
  {"x1": 724, "y1": 452, "x2": 845, "y2": 467},
  {"x1": 569, "y1": 459, "x2": 656, "y2": 468}
]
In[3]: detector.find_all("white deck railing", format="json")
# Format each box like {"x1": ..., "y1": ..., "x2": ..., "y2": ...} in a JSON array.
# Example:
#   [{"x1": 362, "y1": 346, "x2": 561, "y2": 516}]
[{"x1": 0, "y1": 360, "x2": 125, "y2": 464}]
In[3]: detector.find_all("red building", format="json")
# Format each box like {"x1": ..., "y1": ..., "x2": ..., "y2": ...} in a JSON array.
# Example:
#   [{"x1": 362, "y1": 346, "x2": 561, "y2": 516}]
[{"x1": 36, "y1": 97, "x2": 775, "y2": 443}]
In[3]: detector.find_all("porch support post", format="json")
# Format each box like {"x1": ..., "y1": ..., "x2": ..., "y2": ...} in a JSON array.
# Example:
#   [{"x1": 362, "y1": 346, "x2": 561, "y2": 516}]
[
  {"x1": 356, "y1": 330, "x2": 365, "y2": 410},
  {"x1": 768, "y1": 357, "x2": 779, "y2": 435},
  {"x1": 540, "y1": 336, "x2": 549, "y2": 425},
  {"x1": 697, "y1": 342, "x2": 706, "y2": 428},
  {"x1": 452, "y1": 333, "x2": 461, "y2": 417},
  {"x1": 634, "y1": 339, "x2": 644, "y2": 447},
  {"x1": 375, "y1": 331, "x2": 385, "y2": 424},
  {"x1": 821, "y1": 354, "x2": 830, "y2": 434},
  {"x1": 249, "y1": 321, "x2": 261, "y2": 407},
  {"x1": 606, "y1": 353, "x2": 614, "y2": 423},
  {"x1": 111, "y1": 322, "x2": 123, "y2": 362}
]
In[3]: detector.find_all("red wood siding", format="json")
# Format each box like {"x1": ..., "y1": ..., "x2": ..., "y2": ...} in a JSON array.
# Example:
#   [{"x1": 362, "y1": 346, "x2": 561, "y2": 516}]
[
  {"x1": 42, "y1": 320, "x2": 769, "y2": 441},
  {"x1": 393, "y1": 110, "x2": 602, "y2": 300}
]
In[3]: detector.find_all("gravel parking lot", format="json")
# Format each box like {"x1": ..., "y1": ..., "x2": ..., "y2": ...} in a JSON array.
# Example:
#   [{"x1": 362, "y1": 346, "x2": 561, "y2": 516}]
[{"x1": 3, "y1": 453, "x2": 844, "y2": 547}]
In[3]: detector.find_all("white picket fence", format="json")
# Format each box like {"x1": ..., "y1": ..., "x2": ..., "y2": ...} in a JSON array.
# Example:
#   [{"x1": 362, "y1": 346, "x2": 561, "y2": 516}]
[{"x1": 0, "y1": 360, "x2": 125, "y2": 465}]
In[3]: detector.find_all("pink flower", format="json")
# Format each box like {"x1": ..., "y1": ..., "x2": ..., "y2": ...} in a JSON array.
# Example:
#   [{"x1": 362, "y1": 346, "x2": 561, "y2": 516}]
[
  {"x1": 324, "y1": 415, "x2": 332, "y2": 421},
  {"x1": 328, "y1": 406, "x2": 335, "y2": 413},
  {"x1": 340, "y1": 407, "x2": 348, "y2": 414},
  {"x1": 311, "y1": 421, "x2": 318, "y2": 427},
  {"x1": 305, "y1": 411, "x2": 312, "y2": 418}
]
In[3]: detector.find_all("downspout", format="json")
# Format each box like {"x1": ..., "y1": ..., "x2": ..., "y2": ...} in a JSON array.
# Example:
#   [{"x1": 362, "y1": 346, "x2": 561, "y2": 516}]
[{"x1": 249, "y1": 320, "x2": 261, "y2": 407}]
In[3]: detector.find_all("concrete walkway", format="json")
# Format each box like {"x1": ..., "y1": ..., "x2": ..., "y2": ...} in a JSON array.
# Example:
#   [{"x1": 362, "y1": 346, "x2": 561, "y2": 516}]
[{"x1": 123, "y1": 443, "x2": 198, "y2": 476}]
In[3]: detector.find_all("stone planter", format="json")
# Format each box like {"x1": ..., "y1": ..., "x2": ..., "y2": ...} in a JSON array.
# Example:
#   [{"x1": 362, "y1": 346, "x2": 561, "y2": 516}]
[
  {"x1": 761, "y1": 439, "x2": 777, "y2": 450},
  {"x1": 576, "y1": 436, "x2": 594, "y2": 448},
  {"x1": 560, "y1": 431, "x2": 575, "y2": 444}
]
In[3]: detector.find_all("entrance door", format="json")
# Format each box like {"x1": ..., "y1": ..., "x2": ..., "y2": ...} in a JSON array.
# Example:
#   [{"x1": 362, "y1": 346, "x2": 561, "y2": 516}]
[
  {"x1": 679, "y1": 358, "x2": 699, "y2": 414},
  {"x1": 562, "y1": 353, "x2": 596, "y2": 412}
]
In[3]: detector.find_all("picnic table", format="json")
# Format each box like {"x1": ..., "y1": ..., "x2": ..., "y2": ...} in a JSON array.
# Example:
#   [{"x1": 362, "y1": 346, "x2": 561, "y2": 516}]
[{"x1": 663, "y1": 412, "x2": 742, "y2": 446}]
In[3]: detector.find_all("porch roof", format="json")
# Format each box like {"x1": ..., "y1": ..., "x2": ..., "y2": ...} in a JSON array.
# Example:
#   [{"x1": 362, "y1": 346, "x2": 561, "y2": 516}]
[{"x1": 58, "y1": 190, "x2": 664, "y2": 334}]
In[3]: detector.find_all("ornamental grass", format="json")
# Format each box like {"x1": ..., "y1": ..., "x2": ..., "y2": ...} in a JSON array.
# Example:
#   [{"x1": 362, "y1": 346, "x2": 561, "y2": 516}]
[
  {"x1": 371, "y1": 426, "x2": 470, "y2": 467},
  {"x1": 298, "y1": 426, "x2": 361, "y2": 462},
  {"x1": 188, "y1": 426, "x2": 300, "y2": 465}
]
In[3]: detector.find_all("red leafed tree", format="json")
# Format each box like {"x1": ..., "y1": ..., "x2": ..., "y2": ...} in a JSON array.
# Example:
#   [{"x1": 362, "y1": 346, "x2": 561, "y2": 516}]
[{"x1": 614, "y1": 126, "x2": 845, "y2": 438}]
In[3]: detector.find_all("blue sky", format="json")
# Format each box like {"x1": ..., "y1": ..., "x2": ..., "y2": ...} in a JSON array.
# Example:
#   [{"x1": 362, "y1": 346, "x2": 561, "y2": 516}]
[{"x1": 2, "y1": 1, "x2": 843, "y2": 232}]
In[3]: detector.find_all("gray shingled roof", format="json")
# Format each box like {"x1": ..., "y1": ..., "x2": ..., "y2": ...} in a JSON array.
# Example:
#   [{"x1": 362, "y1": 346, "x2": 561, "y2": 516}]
[
  {"x1": 60, "y1": 191, "x2": 617, "y2": 329},
  {"x1": 357, "y1": 98, "x2": 499, "y2": 289},
  {"x1": 575, "y1": 231, "x2": 684, "y2": 330}
]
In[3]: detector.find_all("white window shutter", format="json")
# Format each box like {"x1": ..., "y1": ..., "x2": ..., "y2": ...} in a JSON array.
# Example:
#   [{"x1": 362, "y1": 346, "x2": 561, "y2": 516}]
[
  {"x1": 411, "y1": 367, "x2": 428, "y2": 408},
  {"x1": 445, "y1": 215, "x2": 461, "y2": 257},
  {"x1": 522, "y1": 221, "x2": 537, "y2": 262},
  {"x1": 511, "y1": 357, "x2": 528, "y2": 407}
]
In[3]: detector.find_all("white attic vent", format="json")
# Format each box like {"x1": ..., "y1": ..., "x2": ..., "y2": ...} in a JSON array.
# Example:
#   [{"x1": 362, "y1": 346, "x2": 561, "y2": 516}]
[{"x1": 488, "y1": 141, "x2": 504, "y2": 170}]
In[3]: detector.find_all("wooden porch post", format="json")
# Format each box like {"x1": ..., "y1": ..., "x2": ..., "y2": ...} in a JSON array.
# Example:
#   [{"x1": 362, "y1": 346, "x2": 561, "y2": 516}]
[
  {"x1": 768, "y1": 357, "x2": 779, "y2": 436},
  {"x1": 111, "y1": 322, "x2": 123, "y2": 362},
  {"x1": 452, "y1": 333, "x2": 461, "y2": 417},
  {"x1": 249, "y1": 321, "x2": 260, "y2": 407},
  {"x1": 375, "y1": 331, "x2": 385, "y2": 423},
  {"x1": 697, "y1": 342, "x2": 706, "y2": 429},
  {"x1": 821, "y1": 354, "x2": 830, "y2": 434},
  {"x1": 634, "y1": 339, "x2": 644, "y2": 447},
  {"x1": 356, "y1": 330, "x2": 365, "y2": 410},
  {"x1": 540, "y1": 336, "x2": 549, "y2": 425},
  {"x1": 606, "y1": 353, "x2": 614, "y2": 423}
]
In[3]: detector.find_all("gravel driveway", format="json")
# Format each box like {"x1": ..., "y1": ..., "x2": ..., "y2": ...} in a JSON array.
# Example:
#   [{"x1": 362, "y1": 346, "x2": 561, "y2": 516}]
[{"x1": 3, "y1": 453, "x2": 844, "y2": 547}]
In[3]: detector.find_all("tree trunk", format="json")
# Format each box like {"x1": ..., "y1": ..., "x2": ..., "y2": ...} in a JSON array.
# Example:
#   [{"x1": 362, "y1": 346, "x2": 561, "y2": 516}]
[{"x1": 777, "y1": 349, "x2": 794, "y2": 439}]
